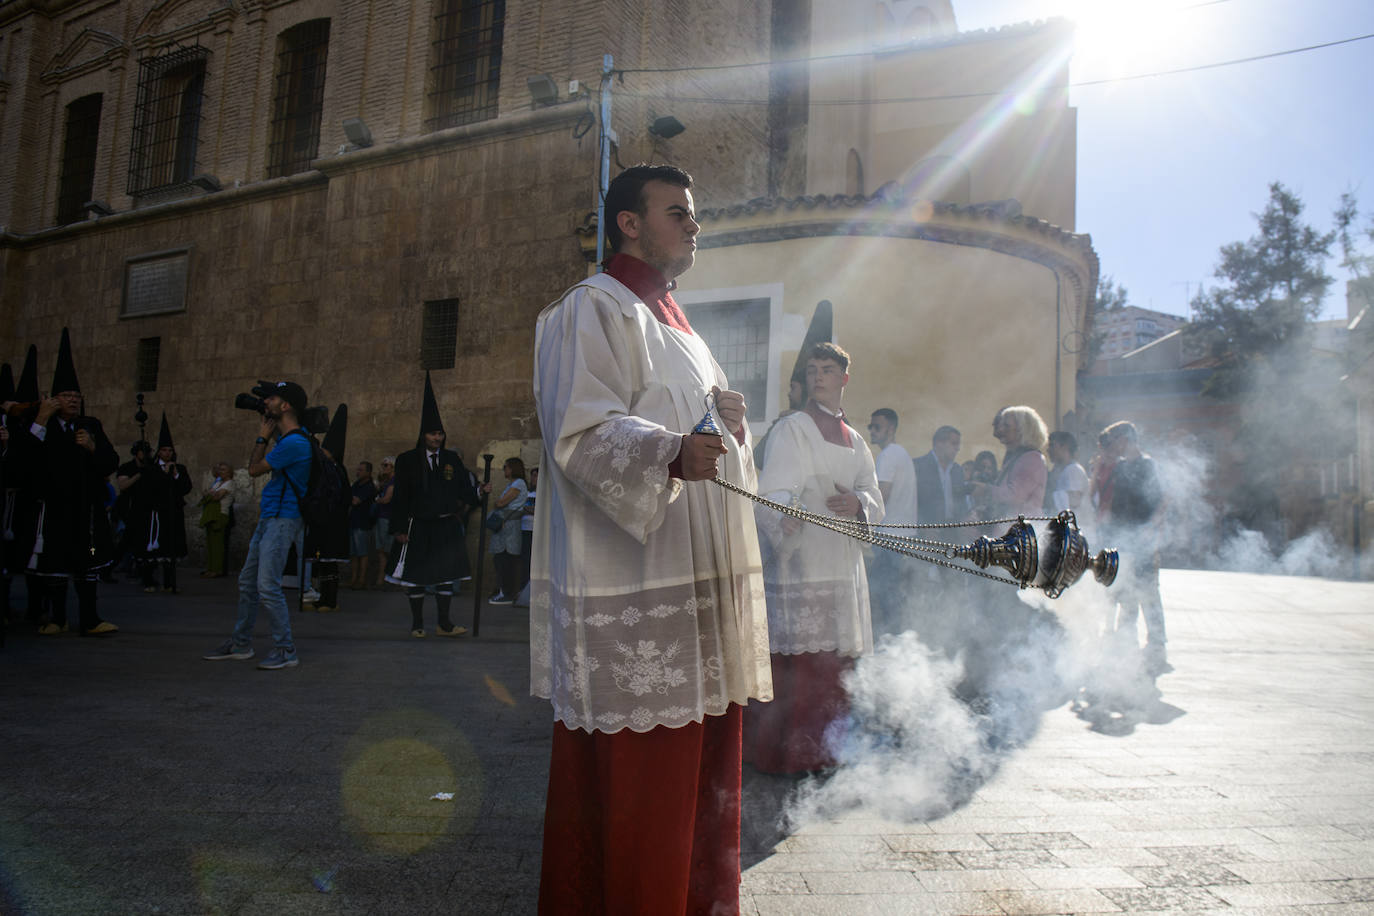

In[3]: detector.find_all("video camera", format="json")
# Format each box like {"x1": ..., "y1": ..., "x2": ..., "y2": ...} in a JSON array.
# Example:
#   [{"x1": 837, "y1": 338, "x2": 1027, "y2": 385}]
[{"x1": 235, "y1": 381, "x2": 330, "y2": 433}]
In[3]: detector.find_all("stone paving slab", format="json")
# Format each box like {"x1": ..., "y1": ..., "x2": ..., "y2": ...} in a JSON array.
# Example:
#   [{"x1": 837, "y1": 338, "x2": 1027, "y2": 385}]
[{"x1": 2, "y1": 568, "x2": 1372, "y2": 914}]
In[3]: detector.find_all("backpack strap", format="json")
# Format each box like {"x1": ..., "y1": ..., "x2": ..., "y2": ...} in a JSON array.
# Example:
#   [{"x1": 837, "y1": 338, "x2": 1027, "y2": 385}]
[{"x1": 277, "y1": 428, "x2": 310, "y2": 507}]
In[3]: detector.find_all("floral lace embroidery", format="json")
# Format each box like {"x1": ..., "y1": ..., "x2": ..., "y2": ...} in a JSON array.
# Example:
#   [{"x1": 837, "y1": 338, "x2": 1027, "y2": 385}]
[{"x1": 611, "y1": 640, "x2": 687, "y2": 696}]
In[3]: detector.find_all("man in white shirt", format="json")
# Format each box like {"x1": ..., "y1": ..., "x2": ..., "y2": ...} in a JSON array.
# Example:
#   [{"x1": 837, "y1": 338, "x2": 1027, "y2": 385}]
[
  {"x1": 1046, "y1": 431, "x2": 1089, "y2": 514},
  {"x1": 866, "y1": 408, "x2": 917, "y2": 636}
]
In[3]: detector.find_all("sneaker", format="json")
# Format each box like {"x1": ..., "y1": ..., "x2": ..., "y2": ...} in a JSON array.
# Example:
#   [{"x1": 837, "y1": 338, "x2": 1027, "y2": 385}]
[
  {"x1": 436, "y1": 624, "x2": 468, "y2": 637},
  {"x1": 257, "y1": 648, "x2": 299, "y2": 670},
  {"x1": 37, "y1": 622, "x2": 69, "y2": 635},
  {"x1": 489, "y1": 592, "x2": 513, "y2": 606},
  {"x1": 83, "y1": 621, "x2": 119, "y2": 636},
  {"x1": 203, "y1": 639, "x2": 254, "y2": 661},
  {"x1": 411, "y1": 628, "x2": 426, "y2": 638}
]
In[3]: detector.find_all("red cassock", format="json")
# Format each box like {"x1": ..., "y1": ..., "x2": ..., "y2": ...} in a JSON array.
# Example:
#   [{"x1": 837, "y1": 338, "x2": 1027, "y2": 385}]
[
  {"x1": 533, "y1": 252, "x2": 768, "y2": 915},
  {"x1": 539, "y1": 707, "x2": 743, "y2": 915},
  {"x1": 743, "y1": 651, "x2": 852, "y2": 774}
]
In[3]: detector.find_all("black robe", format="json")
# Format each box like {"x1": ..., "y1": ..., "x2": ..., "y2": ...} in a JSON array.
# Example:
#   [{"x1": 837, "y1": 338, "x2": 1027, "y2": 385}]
[
  {"x1": 304, "y1": 459, "x2": 351, "y2": 563},
  {"x1": 119, "y1": 459, "x2": 192, "y2": 559},
  {"x1": 25, "y1": 415, "x2": 119, "y2": 576},
  {"x1": 385, "y1": 447, "x2": 479, "y2": 586}
]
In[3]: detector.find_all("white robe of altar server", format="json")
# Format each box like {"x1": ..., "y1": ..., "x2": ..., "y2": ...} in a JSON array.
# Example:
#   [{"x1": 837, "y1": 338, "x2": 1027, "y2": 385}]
[
  {"x1": 530, "y1": 272, "x2": 773, "y2": 734},
  {"x1": 756, "y1": 411, "x2": 883, "y2": 657}
]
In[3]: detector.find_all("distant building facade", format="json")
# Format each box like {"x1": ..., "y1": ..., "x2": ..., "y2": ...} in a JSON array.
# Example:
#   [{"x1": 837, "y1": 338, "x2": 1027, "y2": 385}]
[{"x1": 1094, "y1": 305, "x2": 1188, "y2": 362}]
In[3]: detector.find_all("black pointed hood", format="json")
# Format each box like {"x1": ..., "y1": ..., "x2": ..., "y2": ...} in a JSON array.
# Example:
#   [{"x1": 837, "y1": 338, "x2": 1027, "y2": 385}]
[
  {"x1": 788, "y1": 300, "x2": 834, "y2": 407},
  {"x1": 157, "y1": 412, "x2": 174, "y2": 450},
  {"x1": 0, "y1": 363, "x2": 13, "y2": 403},
  {"x1": 51, "y1": 327, "x2": 81, "y2": 395},
  {"x1": 15, "y1": 345, "x2": 40, "y2": 402},
  {"x1": 322, "y1": 404, "x2": 348, "y2": 465},
  {"x1": 417, "y1": 372, "x2": 444, "y2": 448}
]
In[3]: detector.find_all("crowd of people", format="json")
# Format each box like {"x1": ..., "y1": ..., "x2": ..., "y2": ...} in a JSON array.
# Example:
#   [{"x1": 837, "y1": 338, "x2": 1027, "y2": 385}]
[{"x1": 0, "y1": 340, "x2": 538, "y2": 657}]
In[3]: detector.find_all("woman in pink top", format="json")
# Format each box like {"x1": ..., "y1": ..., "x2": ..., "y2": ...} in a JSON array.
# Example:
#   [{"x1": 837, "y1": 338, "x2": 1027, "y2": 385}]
[{"x1": 971, "y1": 405, "x2": 1049, "y2": 518}]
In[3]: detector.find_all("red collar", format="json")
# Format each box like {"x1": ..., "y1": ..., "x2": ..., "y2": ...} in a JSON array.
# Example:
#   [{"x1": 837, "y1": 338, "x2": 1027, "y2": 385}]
[
  {"x1": 803, "y1": 400, "x2": 852, "y2": 448},
  {"x1": 604, "y1": 253, "x2": 693, "y2": 335}
]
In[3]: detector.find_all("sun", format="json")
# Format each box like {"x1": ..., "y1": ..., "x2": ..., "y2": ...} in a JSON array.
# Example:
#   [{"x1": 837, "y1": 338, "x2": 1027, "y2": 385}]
[{"x1": 1063, "y1": 0, "x2": 1198, "y2": 79}]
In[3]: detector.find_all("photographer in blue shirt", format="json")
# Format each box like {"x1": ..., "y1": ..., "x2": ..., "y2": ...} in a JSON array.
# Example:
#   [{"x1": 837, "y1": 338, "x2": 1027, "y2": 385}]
[{"x1": 204, "y1": 381, "x2": 311, "y2": 669}]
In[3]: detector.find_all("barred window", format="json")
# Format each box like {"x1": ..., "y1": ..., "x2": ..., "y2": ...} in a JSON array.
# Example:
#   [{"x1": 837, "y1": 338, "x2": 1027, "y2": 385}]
[
  {"x1": 426, "y1": 0, "x2": 504, "y2": 131},
  {"x1": 136, "y1": 337, "x2": 162, "y2": 392},
  {"x1": 421, "y1": 299, "x2": 460, "y2": 370},
  {"x1": 267, "y1": 20, "x2": 330, "y2": 178},
  {"x1": 682, "y1": 299, "x2": 771, "y2": 422},
  {"x1": 56, "y1": 94, "x2": 103, "y2": 226},
  {"x1": 127, "y1": 46, "x2": 208, "y2": 196}
]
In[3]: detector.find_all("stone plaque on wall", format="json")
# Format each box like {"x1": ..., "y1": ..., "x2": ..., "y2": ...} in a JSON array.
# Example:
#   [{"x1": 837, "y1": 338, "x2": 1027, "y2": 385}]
[{"x1": 122, "y1": 249, "x2": 189, "y2": 317}]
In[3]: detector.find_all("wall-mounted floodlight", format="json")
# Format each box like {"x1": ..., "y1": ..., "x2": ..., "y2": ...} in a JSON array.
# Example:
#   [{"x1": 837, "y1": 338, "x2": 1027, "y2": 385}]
[
  {"x1": 648, "y1": 115, "x2": 686, "y2": 139},
  {"x1": 527, "y1": 74, "x2": 559, "y2": 106},
  {"x1": 343, "y1": 117, "x2": 373, "y2": 148},
  {"x1": 83, "y1": 200, "x2": 115, "y2": 217},
  {"x1": 191, "y1": 174, "x2": 222, "y2": 192}
]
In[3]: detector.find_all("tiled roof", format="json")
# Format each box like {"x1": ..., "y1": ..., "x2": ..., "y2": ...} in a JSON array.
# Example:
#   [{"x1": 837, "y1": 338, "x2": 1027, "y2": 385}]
[{"x1": 697, "y1": 190, "x2": 1092, "y2": 255}]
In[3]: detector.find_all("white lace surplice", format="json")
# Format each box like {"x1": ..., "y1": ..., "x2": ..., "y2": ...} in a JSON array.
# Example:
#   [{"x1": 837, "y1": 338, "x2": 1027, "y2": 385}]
[
  {"x1": 755, "y1": 411, "x2": 883, "y2": 657},
  {"x1": 530, "y1": 273, "x2": 773, "y2": 734}
]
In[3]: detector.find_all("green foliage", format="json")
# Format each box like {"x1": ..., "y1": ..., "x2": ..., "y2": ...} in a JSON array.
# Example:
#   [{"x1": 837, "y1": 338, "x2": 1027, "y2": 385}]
[
  {"x1": 1187, "y1": 182, "x2": 1335, "y2": 396},
  {"x1": 1335, "y1": 190, "x2": 1374, "y2": 317},
  {"x1": 1185, "y1": 183, "x2": 1355, "y2": 529}
]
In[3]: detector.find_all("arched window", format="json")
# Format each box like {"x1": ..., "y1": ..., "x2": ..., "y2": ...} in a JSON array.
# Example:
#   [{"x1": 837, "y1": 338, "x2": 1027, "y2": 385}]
[
  {"x1": 427, "y1": 0, "x2": 505, "y2": 131},
  {"x1": 268, "y1": 19, "x2": 331, "y2": 178},
  {"x1": 128, "y1": 46, "x2": 208, "y2": 195},
  {"x1": 57, "y1": 93, "x2": 103, "y2": 224}
]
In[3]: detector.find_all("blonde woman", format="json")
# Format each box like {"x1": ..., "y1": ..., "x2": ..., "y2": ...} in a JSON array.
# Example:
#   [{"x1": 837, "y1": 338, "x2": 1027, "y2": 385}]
[{"x1": 970, "y1": 405, "x2": 1048, "y2": 517}]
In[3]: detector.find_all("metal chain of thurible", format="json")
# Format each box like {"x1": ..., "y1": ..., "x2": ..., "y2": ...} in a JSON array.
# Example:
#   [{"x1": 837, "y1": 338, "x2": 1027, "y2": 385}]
[{"x1": 710, "y1": 476, "x2": 1034, "y2": 587}]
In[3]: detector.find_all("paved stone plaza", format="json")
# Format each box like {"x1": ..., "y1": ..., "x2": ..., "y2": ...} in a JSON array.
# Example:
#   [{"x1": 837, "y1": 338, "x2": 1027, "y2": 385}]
[{"x1": 2, "y1": 568, "x2": 1372, "y2": 915}]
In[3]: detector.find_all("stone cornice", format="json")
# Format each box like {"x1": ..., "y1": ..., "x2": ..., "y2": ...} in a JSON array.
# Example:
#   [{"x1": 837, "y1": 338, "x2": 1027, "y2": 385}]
[
  {"x1": 0, "y1": 169, "x2": 327, "y2": 249},
  {"x1": 0, "y1": 102, "x2": 590, "y2": 249},
  {"x1": 312, "y1": 102, "x2": 588, "y2": 178}
]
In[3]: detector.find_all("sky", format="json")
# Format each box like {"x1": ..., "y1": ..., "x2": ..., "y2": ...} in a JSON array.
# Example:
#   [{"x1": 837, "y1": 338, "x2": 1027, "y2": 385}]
[{"x1": 955, "y1": 0, "x2": 1374, "y2": 322}]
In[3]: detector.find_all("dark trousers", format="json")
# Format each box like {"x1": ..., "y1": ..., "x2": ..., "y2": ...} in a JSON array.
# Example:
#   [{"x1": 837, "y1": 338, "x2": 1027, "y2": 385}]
[
  {"x1": 46, "y1": 575, "x2": 102, "y2": 631},
  {"x1": 493, "y1": 551, "x2": 520, "y2": 598}
]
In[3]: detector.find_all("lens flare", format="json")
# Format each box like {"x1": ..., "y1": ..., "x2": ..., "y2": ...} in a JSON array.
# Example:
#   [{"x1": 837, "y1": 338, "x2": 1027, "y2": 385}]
[{"x1": 339, "y1": 710, "x2": 483, "y2": 856}]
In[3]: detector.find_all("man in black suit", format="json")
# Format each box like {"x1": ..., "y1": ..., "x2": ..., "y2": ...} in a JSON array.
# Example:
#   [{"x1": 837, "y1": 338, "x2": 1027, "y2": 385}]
[
  {"x1": 24, "y1": 328, "x2": 120, "y2": 635},
  {"x1": 913, "y1": 425, "x2": 965, "y2": 525},
  {"x1": 385, "y1": 372, "x2": 480, "y2": 638}
]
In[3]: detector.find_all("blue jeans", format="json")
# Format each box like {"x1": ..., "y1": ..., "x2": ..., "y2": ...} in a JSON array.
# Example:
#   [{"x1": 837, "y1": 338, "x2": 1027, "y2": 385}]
[{"x1": 233, "y1": 516, "x2": 303, "y2": 651}]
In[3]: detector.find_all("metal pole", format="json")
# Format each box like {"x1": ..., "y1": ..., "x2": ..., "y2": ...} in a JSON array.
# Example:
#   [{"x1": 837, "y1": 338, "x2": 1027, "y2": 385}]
[
  {"x1": 471, "y1": 453, "x2": 495, "y2": 636},
  {"x1": 595, "y1": 53, "x2": 614, "y2": 269}
]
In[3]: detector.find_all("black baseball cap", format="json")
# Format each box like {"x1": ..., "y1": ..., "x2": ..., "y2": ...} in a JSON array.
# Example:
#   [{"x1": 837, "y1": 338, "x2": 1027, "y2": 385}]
[{"x1": 270, "y1": 380, "x2": 308, "y2": 418}]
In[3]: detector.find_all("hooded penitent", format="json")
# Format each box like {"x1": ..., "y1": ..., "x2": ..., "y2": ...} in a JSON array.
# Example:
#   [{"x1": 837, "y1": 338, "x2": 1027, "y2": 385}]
[
  {"x1": 51, "y1": 327, "x2": 81, "y2": 395},
  {"x1": 416, "y1": 372, "x2": 443, "y2": 449},
  {"x1": 16, "y1": 345, "x2": 40, "y2": 402},
  {"x1": 0, "y1": 363, "x2": 14, "y2": 403},
  {"x1": 157, "y1": 412, "x2": 174, "y2": 450},
  {"x1": 789, "y1": 300, "x2": 834, "y2": 405},
  {"x1": 322, "y1": 404, "x2": 348, "y2": 465}
]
